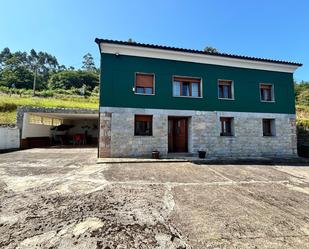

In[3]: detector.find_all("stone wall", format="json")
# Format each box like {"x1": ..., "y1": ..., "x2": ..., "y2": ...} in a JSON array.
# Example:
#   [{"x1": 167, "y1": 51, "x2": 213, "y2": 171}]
[
  {"x1": 99, "y1": 107, "x2": 297, "y2": 158},
  {"x1": 99, "y1": 112, "x2": 112, "y2": 158}
]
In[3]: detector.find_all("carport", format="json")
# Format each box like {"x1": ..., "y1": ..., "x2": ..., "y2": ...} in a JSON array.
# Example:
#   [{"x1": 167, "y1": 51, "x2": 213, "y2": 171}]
[{"x1": 16, "y1": 107, "x2": 98, "y2": 149}]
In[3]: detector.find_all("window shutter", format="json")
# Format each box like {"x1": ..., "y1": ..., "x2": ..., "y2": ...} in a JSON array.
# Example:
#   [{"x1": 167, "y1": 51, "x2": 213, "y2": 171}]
[
  {"x1": 135, "y1": 115, "x2": 152, "y2": 122},
  {"x1": 136, "y1": 74, "x2": 154, "y2": 88},
  {"x1": 173, "y1": 77, "x2": 200, "y2": 83}
]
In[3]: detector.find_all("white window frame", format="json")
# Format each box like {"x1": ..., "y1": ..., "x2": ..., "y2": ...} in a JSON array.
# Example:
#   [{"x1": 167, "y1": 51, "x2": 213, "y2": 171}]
[
  {"x1": 172, "y1": 75, "x2": 203, "y2": 98},
  {"x1": 217, "y1": 79, "x2": 235, "y2": 100},
  {"x1": 260, "y1": 83, "x2": 275, "y2": 103}
]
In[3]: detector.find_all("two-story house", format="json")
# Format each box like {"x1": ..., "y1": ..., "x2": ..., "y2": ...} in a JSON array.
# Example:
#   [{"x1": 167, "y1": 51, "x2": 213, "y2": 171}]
[{"x1": 95, "y1": 38, "x2": 302, "y2": 158}]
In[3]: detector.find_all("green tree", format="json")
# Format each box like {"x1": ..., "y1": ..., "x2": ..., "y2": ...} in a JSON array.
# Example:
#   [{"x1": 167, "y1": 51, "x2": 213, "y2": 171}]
[
  {"x1": 295, "y1": 81, "x2": 309, "y2": 106},
  {"x1": 82, "y1": 53, "x2": 97, "y2": 71},
  {"x1": 204, "y1": 46, "x2": 219, "y2": 53},
  {"x1": 127, "y1": 38, "x2": 136, "y2": 43},
  {"x1": 27, "y1": 49, "x2": 59, "y2": 95},
  {"x1": 48, "y1": 70, "x2": 99, "y2": 90}
]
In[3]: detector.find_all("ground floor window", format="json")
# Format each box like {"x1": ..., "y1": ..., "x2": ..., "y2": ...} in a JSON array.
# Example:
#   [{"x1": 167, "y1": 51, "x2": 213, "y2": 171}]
[
  {"x1": 134, "y1": 115, "x2": 153, "y2": 136},
  {"x1": 220, "y1": 117, "x2": 234, "y2": 136},
  {"x1": 262, "y1": 119, "x2": 275, "y2": 136}
]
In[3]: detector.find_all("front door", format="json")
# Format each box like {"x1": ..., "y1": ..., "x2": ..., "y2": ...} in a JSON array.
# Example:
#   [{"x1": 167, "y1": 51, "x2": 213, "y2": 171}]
[{"x1": 168, "y1": 117, "x2": 188, "y2": 153}]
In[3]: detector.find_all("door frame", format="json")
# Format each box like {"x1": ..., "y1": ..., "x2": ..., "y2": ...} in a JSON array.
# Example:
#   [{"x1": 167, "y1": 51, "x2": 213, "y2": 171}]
[{"x1": 168, "y1": 116, "x2": 189, "y2": 153}]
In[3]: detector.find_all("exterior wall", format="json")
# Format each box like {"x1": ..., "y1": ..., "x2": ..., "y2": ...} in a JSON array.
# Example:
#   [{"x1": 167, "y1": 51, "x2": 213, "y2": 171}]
[
  {"x1": 0, "y1": 125, "x2": 20, "y2": 150},
  {"x1": 100, "y1": 53, "x2": 296, "y2": 114},
  {"x1": 22, "y1": 113, "x2": 53, "y2": 139},
  {"x1": 99, "y1": 107, "x2": 297, "y2": 158}
]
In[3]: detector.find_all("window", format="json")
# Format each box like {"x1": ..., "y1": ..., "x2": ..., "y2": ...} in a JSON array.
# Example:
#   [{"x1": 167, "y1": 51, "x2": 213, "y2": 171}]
[
  {"x1": 29, "y1": 114, "x2": 63, "y2": 126},
  {"x1": 260, "y1": 84, "x2": 274, "y2": 102},
  {"x1": 218, "y1": 80, "x2": 233, "y2": 99},
  {"x1": 135, "y1": 73, "x2": 154, "y2": 95},
  {"x1": 134, "y1": 115, "x2": 153, "y2": 136},
  {"x1": 263, "y1": 119, "x2": 275, "y2": 136},
  {"x1": 173, "y1": 76, "x2": 201, "y2": 97},
  {"x1": 220, "y1": 117, "x2": 234, "y2": 136}
]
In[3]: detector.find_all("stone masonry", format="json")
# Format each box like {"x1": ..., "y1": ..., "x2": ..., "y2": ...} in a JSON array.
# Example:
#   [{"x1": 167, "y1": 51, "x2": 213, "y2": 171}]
[
  {"x1": 99, "y1": 112, "x2": 112, "y2": 158},
  {"x1": 99, "y1": 107, "x2": 297, "y2": 158}
]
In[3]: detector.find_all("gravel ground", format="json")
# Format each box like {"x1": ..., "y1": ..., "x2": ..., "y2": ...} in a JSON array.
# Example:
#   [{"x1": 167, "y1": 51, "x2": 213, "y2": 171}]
[{"x1": 0, "y1": 148, "x2": 309, "y2": 249}]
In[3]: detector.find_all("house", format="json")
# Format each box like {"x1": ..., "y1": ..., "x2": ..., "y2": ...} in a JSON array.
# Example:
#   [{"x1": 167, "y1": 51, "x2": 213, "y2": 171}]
[{"x1": 95, "y1": 38, "x2": 302, "y2": 158}]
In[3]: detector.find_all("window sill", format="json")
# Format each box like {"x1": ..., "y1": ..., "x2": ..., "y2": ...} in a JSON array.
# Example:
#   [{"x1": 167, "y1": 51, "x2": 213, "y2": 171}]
[
  {"x1": 134, "y1": 93, "x2": 155, "y2": 96},
  {"x1": 218, "y1": 97, "x2": 235, "y2": 101},
  {"x1": 263, "y1": 135, "x2": 276, "y2": 137},
  {"x1": 220, "y1": 134, "x2": 234, "y2": 137},
  {"x1": 134, "y1": 135, "x2": 153, "y2": 137},
  {"x1": 173, "y1": 95, "x2": 203, "y2": 99},
  {"x1": 260, "y1": 100, "x2": 275, "y2": 103}
]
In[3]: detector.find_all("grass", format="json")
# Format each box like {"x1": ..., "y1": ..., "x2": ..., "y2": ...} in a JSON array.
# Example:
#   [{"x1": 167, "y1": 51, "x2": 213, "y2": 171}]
[{"x1": 0, "y1": 94, "x2": 99, "y2": 124}]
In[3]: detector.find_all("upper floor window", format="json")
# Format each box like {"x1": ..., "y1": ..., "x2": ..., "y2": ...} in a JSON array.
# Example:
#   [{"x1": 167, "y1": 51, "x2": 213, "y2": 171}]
[
  {"x1": 134, "y1": 115, "x2": 153, "y2": 136},
  {"x1": 262, "y1": 119, "x2": 275, "y2": 136},
  {"x1": 260, "y1": 83, "x2": 274, "y2": 102},
  {"x1": 220, "y1": 117, "x2": 234, "y2": 136},
  {"x1": 135, "y1": 73, "x2": 154, "y2": 95},
  {"x1": 173, "y1": 76, "x2": 201, "y2": 97},
  {"x1": 218, "y1": 80, "x2": 233, "y2": 99}
]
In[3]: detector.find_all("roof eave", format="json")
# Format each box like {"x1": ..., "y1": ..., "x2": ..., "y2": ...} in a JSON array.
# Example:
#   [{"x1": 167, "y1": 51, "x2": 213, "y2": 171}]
[{"x1": 95, "y1": 38, "x2": 302, "y2": 69}]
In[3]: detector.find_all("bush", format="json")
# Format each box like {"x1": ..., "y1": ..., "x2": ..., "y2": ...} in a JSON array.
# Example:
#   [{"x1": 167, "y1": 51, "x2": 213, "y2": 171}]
[{"x1": 0, "y1": 102, "x2": 18, "y2": 112}]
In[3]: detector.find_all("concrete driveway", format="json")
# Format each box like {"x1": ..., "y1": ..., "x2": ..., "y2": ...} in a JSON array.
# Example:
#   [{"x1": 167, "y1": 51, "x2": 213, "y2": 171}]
[{"x1": 0, "y1": 148, "x2": 309, "y2": 248}]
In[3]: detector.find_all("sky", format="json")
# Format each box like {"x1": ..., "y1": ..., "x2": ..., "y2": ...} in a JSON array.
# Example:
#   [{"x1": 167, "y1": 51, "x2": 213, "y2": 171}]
[{"x1": 0, "y1": 0, "x2": 308, "y2": 81}]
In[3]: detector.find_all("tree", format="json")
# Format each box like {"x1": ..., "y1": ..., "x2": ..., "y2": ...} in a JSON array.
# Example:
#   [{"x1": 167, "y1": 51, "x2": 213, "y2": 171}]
[
  {"x1": 0, "y1": 47, "x2": 12, "y2": 69},
  {"x1": 295, "y1": 81, "x2": 309, "y2": 106},
  {"x1": 204, "y1": 46, "x2": 219, "y2": 53},
  {"x1": 27, "y1": 49, "x2": 59, "y2": 95},
  {"x1": 82, "y1": 53, "x2": 97, "y2": 71},
  {"x1": 48, "y1": 70, "x2": 99, "y2": 90},
  {"x1": 127, "y1": 38, "x2": 136, "y2": 43}
]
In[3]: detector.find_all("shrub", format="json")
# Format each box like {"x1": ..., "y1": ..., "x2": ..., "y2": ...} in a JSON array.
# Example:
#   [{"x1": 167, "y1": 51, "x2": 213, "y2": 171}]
[{"x1": 0, "y1": 102, "x2": 18, "y2": 112}]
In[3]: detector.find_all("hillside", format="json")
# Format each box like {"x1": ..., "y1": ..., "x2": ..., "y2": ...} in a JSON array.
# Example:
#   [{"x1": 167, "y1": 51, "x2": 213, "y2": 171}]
[{"x1": 0, "y1": 94, "x2": 98, "y2": 124}]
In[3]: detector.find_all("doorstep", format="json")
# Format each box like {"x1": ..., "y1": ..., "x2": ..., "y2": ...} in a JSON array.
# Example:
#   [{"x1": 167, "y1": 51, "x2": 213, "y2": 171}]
[
  {"x1": 97, "y1": 156, "x2": 309, "y2": 165},
  {"x1": 97, "y1": 157, "x2": 193, "y2": 164}
]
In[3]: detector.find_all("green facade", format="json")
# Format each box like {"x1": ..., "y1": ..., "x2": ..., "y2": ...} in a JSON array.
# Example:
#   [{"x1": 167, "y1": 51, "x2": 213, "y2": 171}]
[{"x1": 100, "y1": 53, "x2": 295, "y2": 114}]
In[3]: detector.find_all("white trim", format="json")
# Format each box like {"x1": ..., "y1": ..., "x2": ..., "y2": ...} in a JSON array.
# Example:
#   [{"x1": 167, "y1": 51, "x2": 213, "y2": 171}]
[
  {"x1": 100, "y1": 43, "x2": 300, "y2": 73},
  {"x1": 100, "y1": 106, "x2": 296, "y2": 119}
]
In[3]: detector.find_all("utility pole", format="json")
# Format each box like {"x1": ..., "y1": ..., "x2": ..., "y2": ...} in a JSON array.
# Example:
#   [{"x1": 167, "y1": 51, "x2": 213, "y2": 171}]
[{"x1": 33, "y1": 66, "x2": 37, "y2": 96}]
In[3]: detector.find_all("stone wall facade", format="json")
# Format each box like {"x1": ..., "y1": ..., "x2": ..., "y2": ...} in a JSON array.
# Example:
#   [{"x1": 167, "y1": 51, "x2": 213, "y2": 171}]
[
  {"x1": 99, "y1": 112, "x2": 112, "y2": 158},
  {"x1": 99, "y1": 107, "x2": 297, "y2": 158}
]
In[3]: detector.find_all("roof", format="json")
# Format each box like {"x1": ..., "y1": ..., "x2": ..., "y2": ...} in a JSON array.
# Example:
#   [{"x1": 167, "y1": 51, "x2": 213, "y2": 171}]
[{"x1": 95, "y1": 38, "x2": 302, "y2": 67}]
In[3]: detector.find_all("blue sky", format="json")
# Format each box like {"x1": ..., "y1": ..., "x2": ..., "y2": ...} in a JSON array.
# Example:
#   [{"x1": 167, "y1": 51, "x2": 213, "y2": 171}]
[{"x1": 1, "y1": 0, "x2": 308, "y2": 81}]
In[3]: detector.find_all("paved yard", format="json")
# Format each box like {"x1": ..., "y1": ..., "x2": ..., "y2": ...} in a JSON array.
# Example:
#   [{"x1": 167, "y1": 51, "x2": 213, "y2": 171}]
[{"x1": 0, "y1": 149, "x2": 309, "y2": 248}]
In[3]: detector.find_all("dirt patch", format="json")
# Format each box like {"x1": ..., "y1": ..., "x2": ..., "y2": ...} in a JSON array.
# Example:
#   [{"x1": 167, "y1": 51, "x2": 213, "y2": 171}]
[
  {"x1": 0, "y1": 184, "x2": 190, "y2": 248},
  {"x1": 4, "y1": 166, "x2": 74, "y2": 176}
]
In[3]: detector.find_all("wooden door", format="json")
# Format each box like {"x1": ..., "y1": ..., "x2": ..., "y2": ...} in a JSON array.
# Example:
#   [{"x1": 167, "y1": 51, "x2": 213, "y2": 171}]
[{"x1": 168, "y1": 117, "x2": 188, "y2": 153}]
